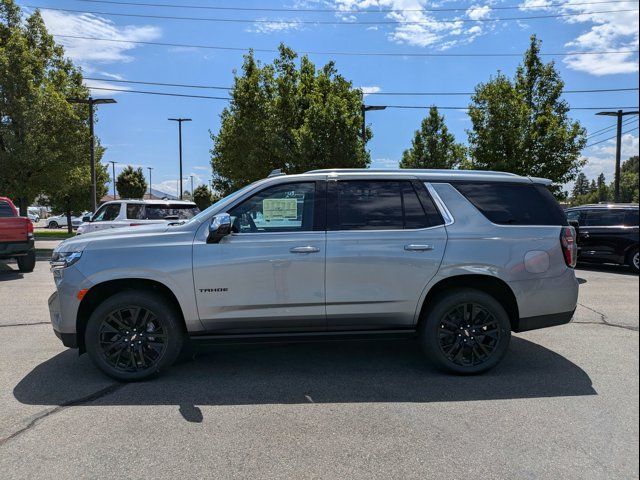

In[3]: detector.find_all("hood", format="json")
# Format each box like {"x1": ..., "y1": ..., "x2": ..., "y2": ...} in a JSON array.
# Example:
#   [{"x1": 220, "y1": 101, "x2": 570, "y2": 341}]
[{"x1": 55, "y1": 223, "x2": 171, "y2": 253}]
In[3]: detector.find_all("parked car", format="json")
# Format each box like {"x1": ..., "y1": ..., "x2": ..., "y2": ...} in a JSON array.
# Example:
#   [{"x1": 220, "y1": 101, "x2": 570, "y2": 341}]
[
  {"x1": 0, "y1": 197, "x2": 35, "y2": 272},
  {"x1": 565, "y1": 203, "x2": 639, "y2": 273},
  {"x1": 48, "y1": 169, "x2": 579, "y2": 381},
  {"x1": 76, "y1": 200, "x2": 200, "y2": 235},
  {"x1": 27, "y1": 207, "x2": 40, "y2": 223},
  {"x1": 47, "y1": 214, "x2": 84, "y2": 229}
]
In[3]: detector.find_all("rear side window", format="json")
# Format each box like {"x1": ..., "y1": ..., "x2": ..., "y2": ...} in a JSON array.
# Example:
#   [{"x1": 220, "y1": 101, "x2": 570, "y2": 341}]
[
  {"x1": 625, "y1": 209, "x2": 639, "y2": 226},
  {"x1": 127, "y1": 204, "x2": 200, "y2": 220},
  {"x1": 584, "y1": 209, "x2": 628, "y2": 226},
  {"x1": 0, "y1": 201, "x2": 14, "y2": 217},
  {"x1": 334, "y1": 180, "x2": 437, "y2": 230},
  {"x1": 453, "y1": 182, "x2": 568, "y2": 226}
]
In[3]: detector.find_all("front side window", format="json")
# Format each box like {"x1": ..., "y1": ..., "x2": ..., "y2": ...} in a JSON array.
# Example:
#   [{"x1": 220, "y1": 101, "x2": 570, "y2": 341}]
[
  {"x1": 93, "y1": 204, "x2": 121, "y2": 222},
  {"x1": 584, "y1": 209, "x2": 628, "y2": 226},
  {"x1": 625, "y1": 209, "x2": 639, "y2": 226},
  {"x1": 565, "y1": 210, "x2": 582, "y2": 223},
  {"x1": 228, "y1": 182, "x2": 316, "y2": 233},
  {"x1": 127, "y1": 204, "x2": 200, "y2": 220}
]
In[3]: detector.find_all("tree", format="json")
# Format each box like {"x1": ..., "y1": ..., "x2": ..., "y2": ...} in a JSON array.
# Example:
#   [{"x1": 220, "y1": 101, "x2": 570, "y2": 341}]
[
  {"x1": 618, "y1": 156, "x2": 639, "y2": 203},
  {"x1": 0, "y1": 1, "x2": 96, "y2": 214},
  {"x1": 193, "y1": 184, "x2": 215, "y2": 210},
  {"x1": 400, "y1": 106, "x2": 466, "y2": 169},
  {"x1": 116, "y1": 166, "x2": 147, "y2": 199},
  {"x1": 211, "y1": 45, "x2": 370, "y2": 195},
  {"x1": 467, "y1": 35, "x2": 587, "y2": 193},
  {"x1": 595, "y1": 173, "x2": 609, "y2": 203},
  {"x1": 46, "y1": 162, "x2": 108, "y2": 232},
  {"x1": 572, "y1": 172, "x2": 590, "y2": 197}
]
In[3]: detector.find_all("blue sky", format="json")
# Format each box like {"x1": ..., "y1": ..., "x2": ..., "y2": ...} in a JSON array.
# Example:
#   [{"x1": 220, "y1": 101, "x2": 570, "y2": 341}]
[{"x1": 23, "y1": 0, "x2": 640, "y2": 196}]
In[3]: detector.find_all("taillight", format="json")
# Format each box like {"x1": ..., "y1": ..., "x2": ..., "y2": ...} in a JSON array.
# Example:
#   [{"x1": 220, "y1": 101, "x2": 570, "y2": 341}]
[
  {"x1": 560, "y1": 226, "x2": 577, "y2": 268},
  {"x1": 26, "y1": 220, "x2": 34, "y2": 235}
]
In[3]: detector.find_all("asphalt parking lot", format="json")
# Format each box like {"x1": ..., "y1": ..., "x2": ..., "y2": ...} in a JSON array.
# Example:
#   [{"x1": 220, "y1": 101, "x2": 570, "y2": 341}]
[{"x1": 0, "y1": 260, "x2": 637, "y2": 479}]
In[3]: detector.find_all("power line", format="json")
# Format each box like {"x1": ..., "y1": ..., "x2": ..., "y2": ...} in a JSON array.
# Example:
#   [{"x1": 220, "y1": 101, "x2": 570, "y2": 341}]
[
  {"x1": 83, "y1": 77, "x2": 640, "y2": 96},
  {"x1": 74, "y1": 0, "x2": 636, "y2": 14},
  {"x1": 586, "y1": 115, "x2": 638, "y2": 139},
  {"x1": 585, "y1": 126, "x2": 639, "y2": 148},
  {"x1": 26, "y1": 5, "x2": 640, "y2": 25},
  {"x1": 54, "y1": 35, "x2": 640, "y2": 59},
  {"x1": 86, "y1": 86, "x2": 640, "y2": 112}
]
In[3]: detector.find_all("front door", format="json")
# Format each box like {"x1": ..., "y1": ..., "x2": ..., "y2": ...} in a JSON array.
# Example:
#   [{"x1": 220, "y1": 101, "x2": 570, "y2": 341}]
[
  {"x1": 325, "y1": 179, "x2": 447, "y2": 330},
  {"x1": 193, "y1": 181, "x2": 327, "y2": 333}
]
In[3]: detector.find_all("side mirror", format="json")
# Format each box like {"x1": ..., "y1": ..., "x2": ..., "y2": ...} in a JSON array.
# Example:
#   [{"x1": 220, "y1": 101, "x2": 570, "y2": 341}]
[
  {"x1": 568, "y1": 219, "x2": 580, "y2": 236},
  {"x1": 82, "y1": 215, "x2": 92, "y2": 222},
  {"x1": 207, "y1": 213, "x2": 232, "y2": 244}
]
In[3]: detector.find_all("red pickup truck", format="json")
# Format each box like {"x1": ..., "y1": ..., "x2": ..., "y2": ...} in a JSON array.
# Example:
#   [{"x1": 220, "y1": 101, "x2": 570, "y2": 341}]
[{"x1": 0, "y1": 197, "x2": 36, "y2": 272}]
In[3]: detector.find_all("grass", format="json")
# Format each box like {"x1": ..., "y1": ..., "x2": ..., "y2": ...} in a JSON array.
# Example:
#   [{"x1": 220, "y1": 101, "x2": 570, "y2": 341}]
[{"x1": 34, "y1": 230, "x2": 76, "y2": 240}]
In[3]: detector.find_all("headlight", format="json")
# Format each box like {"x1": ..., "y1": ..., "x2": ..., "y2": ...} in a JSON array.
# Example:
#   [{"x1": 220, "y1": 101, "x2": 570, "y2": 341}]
[{"x1": 50, "y1": 251, "x2": 83, "y2": 269}]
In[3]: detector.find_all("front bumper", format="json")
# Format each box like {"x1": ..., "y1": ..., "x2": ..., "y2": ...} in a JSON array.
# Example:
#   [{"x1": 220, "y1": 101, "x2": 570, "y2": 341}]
[{"x1": 48, "y1": 291, "x2": 77, "y2": 347}]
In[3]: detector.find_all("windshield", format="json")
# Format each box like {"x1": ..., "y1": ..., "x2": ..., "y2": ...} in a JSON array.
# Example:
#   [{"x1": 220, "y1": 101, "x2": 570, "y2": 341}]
[{"x1": 186, "y1": 183, "x2": 259, "y2": 225}]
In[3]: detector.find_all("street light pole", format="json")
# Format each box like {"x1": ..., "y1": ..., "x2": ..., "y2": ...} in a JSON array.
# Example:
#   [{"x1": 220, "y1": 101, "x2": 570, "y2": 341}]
[
  {"x1": 168, "y1": 118, "x2": 192, "y2": 200},
  {"x1": 67, "y1": 97, "x2": 117, "y2": 212},
  {"x1": 190, "y1": 175, "x2": 194, "y2": 197},
  {"x1": 361, "y1": 105, "x2": 387, "y2": 151},
  {"x1": 108, "y1": 161, "x2": 117, "y2": 200},
  {"x1": 595, "y1": 110, "x2": 639, "y2": 202},
  {"x1": 147, "y1": 167, "x2": 154, "y2": 199}
]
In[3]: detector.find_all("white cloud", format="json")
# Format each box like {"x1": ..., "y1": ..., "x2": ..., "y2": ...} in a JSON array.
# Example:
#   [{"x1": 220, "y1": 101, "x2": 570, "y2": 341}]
[
  {"x1": 580, "y1": 133, "x2": 640, "y2": 180},
  {"x1": 467, "y1": 5, "x2": 491, "y2": 21},
  {"x1": 360, "y1": 85, "x2": 382, "y2": 96},
  {"x1": 193, "y1": 166, "x2": 211, "y2": 171},
  {"x1": 333, "y1": 0, "x2": 489, "y2": 49},
  {"x1": 519, "y1": 0, "x2": 639, "y2": 75},
  {"x1": 247, "y1": 19, "x2": 303, "y2": 34},
  {"x1": 40, "y1": 10, "x2": 161, "y2": 65},
  {"x1": 371, "y1": 158, "x2": 400, "y2": 169}
]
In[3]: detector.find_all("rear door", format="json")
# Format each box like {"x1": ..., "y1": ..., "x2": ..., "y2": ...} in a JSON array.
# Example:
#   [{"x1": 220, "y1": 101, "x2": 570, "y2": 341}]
[
  {"x1": 580, "y1": 208, "x2": 629, "y2": 263},
  {"x1": 325, "y1": 179, "x2": 446, "y2": 330}
]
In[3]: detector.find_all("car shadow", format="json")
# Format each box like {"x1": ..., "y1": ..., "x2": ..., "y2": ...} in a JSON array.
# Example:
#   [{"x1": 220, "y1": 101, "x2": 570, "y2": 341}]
[
  {"x1": 576, "y1": 263, "x2": 637, "y2": 276},
  {"x1": 0, "y1": 263, "x2": 23, "y2": 281},
  {"x1": 14, "y1": 338, "x2": 596, "y2": 412}
]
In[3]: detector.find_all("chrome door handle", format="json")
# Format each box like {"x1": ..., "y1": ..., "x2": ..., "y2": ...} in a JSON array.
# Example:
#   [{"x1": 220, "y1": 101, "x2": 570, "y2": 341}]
[
  {"x1": 290, "y1": 246, "x2": 320, "y2": 254},
  {"x1": 404, "y1": 244, "x2": 434, "y2": 252}
]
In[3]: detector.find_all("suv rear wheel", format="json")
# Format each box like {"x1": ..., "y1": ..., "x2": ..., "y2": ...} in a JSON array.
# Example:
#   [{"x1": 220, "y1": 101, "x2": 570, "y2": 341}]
[
  {"x1": 85, "y1": 291, "x2": 185, "y2": 381},
  {"x1": 419, "y1": 288, "x2": 511, "y2": 374},
  {"x1": 628, "y1": 247, "x2": 639, "y2": 273}
]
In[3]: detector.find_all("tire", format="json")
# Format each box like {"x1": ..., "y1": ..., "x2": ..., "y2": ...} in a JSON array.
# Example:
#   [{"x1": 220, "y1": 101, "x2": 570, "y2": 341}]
[
  {"x1": 85, "y1": 290, "x2": 185, "y2": 382},
  {"x1": 418, "y1": 288, "x2": 512, "y2": 375},
  {"x1": 628, "y1": 247, "x2": 639, "y2": 274},
  {"x1": 48, "y1": 221, "x2": 59, "y2": 229},
  {"x1": 16, "y1": 250, "x2": 36, "y2": 273}
]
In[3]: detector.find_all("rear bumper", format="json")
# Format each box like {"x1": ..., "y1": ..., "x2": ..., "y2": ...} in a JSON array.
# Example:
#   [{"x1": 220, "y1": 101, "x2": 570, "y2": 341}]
[
  {"x1": 512, "y1": 309, "x2": 575, "y2": 333},
  {"x1": 0, "y1": 238, "x2": 34, "y2": 258}
]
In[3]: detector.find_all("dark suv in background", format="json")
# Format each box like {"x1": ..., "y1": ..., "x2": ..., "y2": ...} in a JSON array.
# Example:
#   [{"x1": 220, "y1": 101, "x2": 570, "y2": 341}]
[{"x1": 565, "y1": 204, "x2": 639, "y2": 273}]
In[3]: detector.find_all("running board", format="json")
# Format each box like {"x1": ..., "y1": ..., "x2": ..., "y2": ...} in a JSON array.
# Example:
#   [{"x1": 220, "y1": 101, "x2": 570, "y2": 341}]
[{"x1": 189, "y1": 329, "x2": 417, "y2": 345}]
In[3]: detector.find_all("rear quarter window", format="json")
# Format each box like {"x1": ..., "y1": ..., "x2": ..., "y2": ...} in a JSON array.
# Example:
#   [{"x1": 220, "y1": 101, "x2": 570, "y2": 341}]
[
  {"x1": 0, "y1": 201, "x2": 15, "y2": 217},
  {"x1": 453, "y1": 182, "x2": 568, "y2": 226}
]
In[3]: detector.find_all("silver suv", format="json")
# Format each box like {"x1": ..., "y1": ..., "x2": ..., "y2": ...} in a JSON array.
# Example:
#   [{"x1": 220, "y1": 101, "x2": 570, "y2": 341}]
[{"x1": 48, "y1": 169, "x2": 579, "y2": 381}]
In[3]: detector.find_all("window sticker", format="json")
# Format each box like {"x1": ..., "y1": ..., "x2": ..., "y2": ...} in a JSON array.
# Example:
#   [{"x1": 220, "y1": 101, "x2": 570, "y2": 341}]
[{"x1": 263, "y1": 198, "x2": 298, "y2": 221}]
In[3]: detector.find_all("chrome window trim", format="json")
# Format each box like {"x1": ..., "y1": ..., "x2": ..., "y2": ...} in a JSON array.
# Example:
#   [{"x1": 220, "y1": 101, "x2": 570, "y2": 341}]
[{"x1": 425, "y1": 182, "x2": 454, "y2": 226}]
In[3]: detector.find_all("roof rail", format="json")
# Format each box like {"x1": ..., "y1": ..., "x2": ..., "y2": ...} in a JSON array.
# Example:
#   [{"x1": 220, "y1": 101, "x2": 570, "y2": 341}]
[
  {"x1": 268, "y1": 168, "x2": 286, "y2": 178},
  {"x1": 305, "y1": 168, "x2": 520, "y2": 177}
]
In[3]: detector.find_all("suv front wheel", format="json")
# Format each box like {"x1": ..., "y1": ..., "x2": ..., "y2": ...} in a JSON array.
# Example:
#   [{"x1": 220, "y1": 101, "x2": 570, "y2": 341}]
[
  {"x1": 419, "y1": 288, "x2": 511, "y2": 374},
  {"x1": 85, "y1": 290, "x2": 185, "y2": 381}
]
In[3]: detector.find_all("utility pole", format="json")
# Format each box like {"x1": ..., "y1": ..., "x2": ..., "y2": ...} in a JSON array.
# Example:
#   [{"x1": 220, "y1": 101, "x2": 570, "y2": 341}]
[
  {"x1": 147, "y1": 167, "x2": 154, "y2": 199},
  {"x1": 108, "y1": 161, "x2": 117, "y2": 200},
  {"x1": 67, "y1": 97, "x2": 117, "y2": 212},
  {"x1": 168, "y1": 118, "x2": 192, "y2": 200},
  {"x1": 361, "y1": 105, "x2": 387, "y2": 151},
  {"x1": 595, "y1": 110, "x2": 639, "y2": 202}
]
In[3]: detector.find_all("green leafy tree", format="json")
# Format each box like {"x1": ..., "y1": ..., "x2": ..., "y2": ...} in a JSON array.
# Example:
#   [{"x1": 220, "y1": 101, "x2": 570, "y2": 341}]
[
  {"x1": 116, "y1": 166, "x2": 147, "y2": 199},
  {"x1": 400, "y1": 106, "x2": 466, "y2": 169},
  {"x1": 467, "y1": 35, "x2": 586, "y2": 193},
  {"x1": 211, "y1": 45, "x2": 370, "y2": 195},
  {"x1": 618, "y1": 156, "x2": 639, "y2": 203},
  {"x1": 46, "y1": 162, "x2": 108, "y2": 232},
  {"x1": 0, "y1": 1, "x2": 96, "y2": 214},
  {"x1": 193, "y1": 184, "x2": 214, "y2": 210}
]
